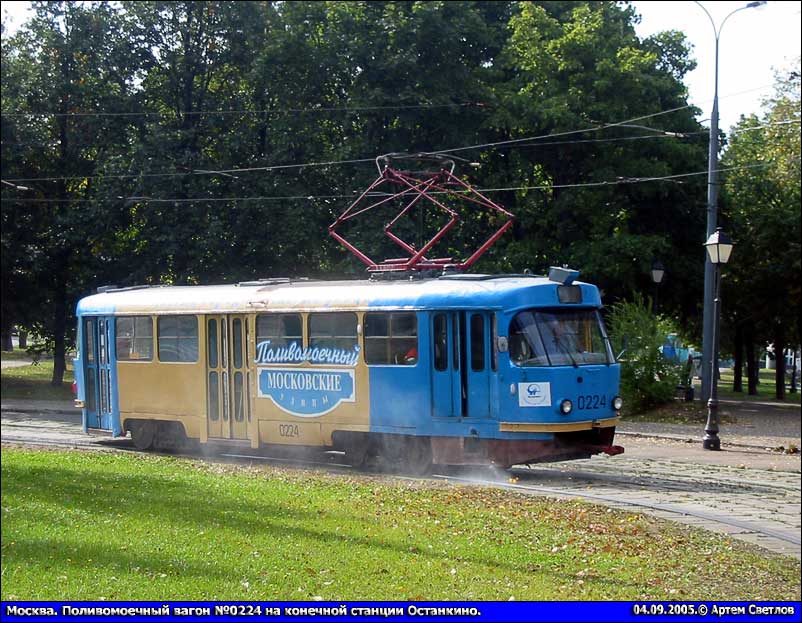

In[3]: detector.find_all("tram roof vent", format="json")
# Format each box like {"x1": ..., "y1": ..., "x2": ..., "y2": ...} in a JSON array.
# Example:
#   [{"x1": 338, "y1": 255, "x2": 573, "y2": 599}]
[
  {"x1": 237, "y1": 278, "x2": 292, "y2": 287},
  {"x1": 548, "y1": 266, "x2": 580, "y2": 285},
  {"x1": 97, "y1": 284, "x2": 157, "y2": 294},
  {"x1": 439, "y1": 273, "x2": 545, "y2": 281}
]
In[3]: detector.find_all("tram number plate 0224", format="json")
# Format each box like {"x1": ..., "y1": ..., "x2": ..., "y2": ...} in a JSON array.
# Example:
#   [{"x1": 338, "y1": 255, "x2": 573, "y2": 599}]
[
  {"x1": 576, "y1": 394, "x2": 606, "y2": 410},
  {"x1": 278, "y1": 423, "x2": 300, "y2": 438}
]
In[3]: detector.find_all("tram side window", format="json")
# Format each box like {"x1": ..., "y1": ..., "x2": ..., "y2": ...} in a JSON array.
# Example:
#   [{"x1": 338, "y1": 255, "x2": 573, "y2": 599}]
[
  {"x1": 157, "y1": 316, "x2": 198, "y2": 362},
  {"x1": 509, "y1": 311, "x2": 548, "y2": 366},
  {"x1": 256, "y1": 314, "x2": 302, "y2": 352},
  {"x1": 364, "y1": 312, "x2": 417, "y2": 365},
  {"x1": 433, "y1": 314, "x2": 448, "y2": 371},
  {"x1": 309, "y1": 312, "x2": 357, "y2": 352},
  {"x1": 116, "y1": 316, "x2": 153, "y2": 361},
  {"x1": 470, "y1": 314, "x2": 485, "y2": 371}
]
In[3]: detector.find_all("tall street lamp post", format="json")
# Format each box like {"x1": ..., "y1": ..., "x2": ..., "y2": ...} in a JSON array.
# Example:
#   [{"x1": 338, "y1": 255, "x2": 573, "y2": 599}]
[
  {"x1": 695, "y1": 0, "x2": 766, "y2": 404},
  {"x1": 702, "y1": 228, "x2": 734, "y2": 451},
  {"x1": 651, "y1": 260, "x2": 665, "y2": 312}
]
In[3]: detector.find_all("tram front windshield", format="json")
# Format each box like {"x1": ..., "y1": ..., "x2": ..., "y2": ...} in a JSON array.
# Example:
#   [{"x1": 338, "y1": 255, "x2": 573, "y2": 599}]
[{"x1": 509, "y1": 309, "x2": 613, "y2": 367}]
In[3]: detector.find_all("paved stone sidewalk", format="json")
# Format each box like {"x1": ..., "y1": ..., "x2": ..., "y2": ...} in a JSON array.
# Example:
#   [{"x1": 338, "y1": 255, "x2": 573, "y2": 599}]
[
  {"x1": 1, "y1": 398, "x2": 78, "y2": 414},
  {"x1": 618, "y1": 400, "x2": 801, "y2": 452}
]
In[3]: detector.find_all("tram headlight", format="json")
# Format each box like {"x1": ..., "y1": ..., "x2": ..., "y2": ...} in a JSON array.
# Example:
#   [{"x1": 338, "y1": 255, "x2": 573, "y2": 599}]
[
  {"x1": 560, "y1": 399, "x2": 573, "y2": 415},
  {"x1": 613, "y1": 396, "x2": 623, "y2": 411}
]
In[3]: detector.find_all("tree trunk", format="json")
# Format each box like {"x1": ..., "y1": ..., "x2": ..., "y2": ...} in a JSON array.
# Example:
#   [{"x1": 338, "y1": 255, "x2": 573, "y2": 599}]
[
  {"x1": 51, "y1": 278, "x2": 68, "y2": 386},
  {"x1": 19, "y1": 331, "x2": 27, "y2": 349},
  {"x1": 732, "y1": 323, "x2": 743, "y2": 393},
  {"x1": 745, "y1": 324, "x2": 758, "y2": 395},
  {"x1": 790, "y1": 347, "x2": 798, "y2": 394},
  {"x1": 1, "y1": 328, "x2": 12, "y2": 351},
  {"x1": 774, "y1": 324, "x2": 786, "y2": 400}
]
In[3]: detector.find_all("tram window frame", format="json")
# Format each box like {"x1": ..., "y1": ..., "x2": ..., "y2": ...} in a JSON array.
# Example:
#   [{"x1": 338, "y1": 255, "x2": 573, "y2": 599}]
[
  {"x1": 364, "y1": 312, "x2": 418, "y2": 366},
  {"x1": 491, "y1": 314, "x2": 498, "y2": 371},
  {"x1": 470, "y1": 313, "x2": 485, "y2": 371},
  {"x1": 308, "y1": 312, "x2": 358, "y2": 353},
  {"x1": 157, "y1": 315, "x2": 199, "y2": 363},
  {"x1": 256, "y1": 313, "x2": 303, "y2": 355},
  {"x1": 116, "y1": 316, "x2": 153, "y2": 361},
  {"x1": 433, "y1": 313, "x2": 448, "y2": 371},
  {"x1": 84, "y1": 319, "x2": 95, "y2": 363}
]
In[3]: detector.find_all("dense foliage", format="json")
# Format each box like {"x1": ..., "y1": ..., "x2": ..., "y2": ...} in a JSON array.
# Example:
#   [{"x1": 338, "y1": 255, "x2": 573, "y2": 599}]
[
  {"x1": 720, "y1": 71, "x2": 801, "y2": 399},
  {"x1": 1, "y1": 1, "x2": 797, "y2": 392},
  {"x1": 607, "y1": 294, "x2": 681, "y2": 413}
]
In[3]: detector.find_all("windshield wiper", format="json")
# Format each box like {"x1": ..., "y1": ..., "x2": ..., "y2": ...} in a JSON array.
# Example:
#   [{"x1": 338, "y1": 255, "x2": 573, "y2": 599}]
[{"x1": 552, "y1": 334, "x2": 579, "y2": 368}]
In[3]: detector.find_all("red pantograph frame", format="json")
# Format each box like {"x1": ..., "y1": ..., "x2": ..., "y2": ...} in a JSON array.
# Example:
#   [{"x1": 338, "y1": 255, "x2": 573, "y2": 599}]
[{"x1": 328, "y1": 154, "x2": 514, "y2": 272}]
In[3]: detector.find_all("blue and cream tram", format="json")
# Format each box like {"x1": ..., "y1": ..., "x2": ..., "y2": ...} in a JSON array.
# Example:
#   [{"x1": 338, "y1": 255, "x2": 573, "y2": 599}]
[{"x1": 73, "y1": 269, "x2": 623, "y2": 471}]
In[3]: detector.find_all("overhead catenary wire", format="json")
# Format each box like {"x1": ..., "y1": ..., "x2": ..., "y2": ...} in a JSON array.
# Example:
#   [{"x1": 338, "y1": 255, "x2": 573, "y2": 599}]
[
  {"x1": 0, "y1": 161, "x2": 786, "y2": 204},
  {"x1": 2, "y1": 104, "x2": 797, "y2": 185},
  {"x1": 1, "y1": 78, "x2": 790, "y2": 120},
  {"x1": 0, "y1": 102, "x2": 485, "y2": 118},
  {"x1": 4, "y1": 117, "x2": 798, "y2": 151},
  {"x1": 0, "y1": 102, "x2": 706, "y2": 184}
]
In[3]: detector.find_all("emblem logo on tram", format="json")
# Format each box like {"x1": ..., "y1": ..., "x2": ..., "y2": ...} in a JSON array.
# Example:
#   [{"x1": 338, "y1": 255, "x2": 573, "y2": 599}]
[
  {"x1": 255, "y1": 342, "x2": 360, "y2": 417},
  {"x1": 258, "y1": 368, "x2": 356, "y2": 417},
  {"x1": 518, "y1": 382, "x2": 551, "y2": 407}
]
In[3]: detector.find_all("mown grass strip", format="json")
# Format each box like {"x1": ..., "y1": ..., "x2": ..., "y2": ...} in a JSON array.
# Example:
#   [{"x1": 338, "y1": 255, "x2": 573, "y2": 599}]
[
  {"x1": 1, "y1": 447, "x2": 799, "y2": 601},
  {"x1": 0, "y1": 359, "x2": 74, "y2": 401}
]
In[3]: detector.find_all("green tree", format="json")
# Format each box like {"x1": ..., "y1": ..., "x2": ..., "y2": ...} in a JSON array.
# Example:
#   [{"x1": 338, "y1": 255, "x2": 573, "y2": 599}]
[
  {"x1": 491, "y1": 2, "x2": 707, "y2": 324},
  {"x1": 721, "y1": 64, "x2": 801, "y2": 399},
  {"x1": 1, "y1": 1, "x2": 147, "y2": 383}
]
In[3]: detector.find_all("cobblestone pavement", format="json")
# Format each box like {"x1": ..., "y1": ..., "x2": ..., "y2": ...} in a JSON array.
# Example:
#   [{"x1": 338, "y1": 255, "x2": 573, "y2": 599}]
[
  {"x1": 504, "y1": 450, "x2": 801, "y2": 559},
  {"x1": 2, "y1": 403, "x2": 800, "y2": 559}
]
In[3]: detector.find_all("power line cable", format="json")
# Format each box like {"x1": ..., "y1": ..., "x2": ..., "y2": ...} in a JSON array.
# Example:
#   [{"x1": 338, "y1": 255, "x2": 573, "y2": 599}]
[
  {"x1": 1, "y1": 161, "x2": 785, "y2": 204},
  {"x1": 0, "y1": 102, "x2": 484, "y2": 118},
  {"x1": 0, "y1": 111, "x2": 702, "y2": 184},
  {"x1": 1, "y1": 79, "x2": 790, "y2": 119},
  {"x1": 3, "y1": 111, "x2": 797, "y2": 185}
]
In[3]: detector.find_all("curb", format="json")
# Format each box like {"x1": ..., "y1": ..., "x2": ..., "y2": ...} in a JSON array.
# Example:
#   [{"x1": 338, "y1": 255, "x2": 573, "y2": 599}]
[
  {"x1": 616, "y1": 430, "x2": 800, "y2": 452},
  {"x1": 1, "y1": 405, "x2": 78, "y2": 417}
]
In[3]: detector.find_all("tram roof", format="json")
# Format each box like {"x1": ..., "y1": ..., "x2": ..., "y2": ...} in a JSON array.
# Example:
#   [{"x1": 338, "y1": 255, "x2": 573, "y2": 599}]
[{"x1": 76, "y1": 275, "x2": 601, "y2": 316}]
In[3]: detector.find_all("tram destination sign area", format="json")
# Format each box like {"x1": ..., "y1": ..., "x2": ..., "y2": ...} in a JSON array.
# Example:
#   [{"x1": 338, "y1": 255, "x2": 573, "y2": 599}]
[{"x1": 1, "y1": 601, "x2": 800, "y2": 623}]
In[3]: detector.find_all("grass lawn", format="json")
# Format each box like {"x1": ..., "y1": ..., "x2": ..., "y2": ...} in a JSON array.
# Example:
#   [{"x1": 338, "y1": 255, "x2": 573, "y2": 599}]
[
  {"x1": 622, "y1": 400, "x2": 741, "y2": 426},
  {"x1": 2, "y1": 447, "x2": 799, "y2": 601},
  {"x1": 0, "y1": 349, "x2": 34, "y2": 362},
  {"x1": 0, "y1": 359, "x2": 73, "y2": 401},
  {"x1": 718, "y1": 369, "x2": 801, "y2": 405}
]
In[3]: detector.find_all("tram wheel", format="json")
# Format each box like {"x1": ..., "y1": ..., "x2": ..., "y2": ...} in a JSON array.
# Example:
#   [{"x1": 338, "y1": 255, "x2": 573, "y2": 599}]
[
  {"x1": 405, "y1": 437, "x2": 433, "y2": 476},
  {"x1": 381, "y1": 435, "x2": 432, "y2": 476},
  {"x1": 130, "y1": 420, "x2": 156, "y2": 450},
  {"x1": 345, "y1": 438, "x2": 370, "y2": 468}
]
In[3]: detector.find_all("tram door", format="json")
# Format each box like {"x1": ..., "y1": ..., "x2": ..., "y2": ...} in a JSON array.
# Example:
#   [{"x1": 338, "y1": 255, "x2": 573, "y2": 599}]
[
  {"x1": 432, "y1": 311, "x2": 493, "y2": 419},
  {"x1": 463, "y1": 311, "x2": 492, "y2": 419},
  {"x1": 206, "y1": 315, "x2": 250, "y2": 440},
  {"x1": 83, "y1": 316, "x2": 114, "y2": 430},
  {"x1": 431, "y1": 313, "x2": 461, "y2": 418}
]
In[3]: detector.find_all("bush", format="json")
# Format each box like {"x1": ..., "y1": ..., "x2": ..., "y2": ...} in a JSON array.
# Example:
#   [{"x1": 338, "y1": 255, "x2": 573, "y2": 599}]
[{"x1": 607, "y1": 294, "x2": 681, "y2": 414}]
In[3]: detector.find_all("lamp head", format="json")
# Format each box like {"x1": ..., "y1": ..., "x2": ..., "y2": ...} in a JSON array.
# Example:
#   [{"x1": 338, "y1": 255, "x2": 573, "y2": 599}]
[
  {"x1": 651, "y1": 260, "x2": 665, "y2": 284},
  {"x1": 704, "y1": 228, "x2": 734, "y2": 265}
]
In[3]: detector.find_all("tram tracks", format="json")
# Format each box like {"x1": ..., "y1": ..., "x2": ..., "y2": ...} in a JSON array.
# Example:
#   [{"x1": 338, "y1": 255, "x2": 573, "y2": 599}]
[{"x1": 2, "y1": 416, "x2": 800, "y2": 557}]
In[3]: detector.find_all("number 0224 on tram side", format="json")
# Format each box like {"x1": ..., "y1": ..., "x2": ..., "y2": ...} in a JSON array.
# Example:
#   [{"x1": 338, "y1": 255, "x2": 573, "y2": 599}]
[{"x1": 73, "y1": 269, "x2": 623, "y2": 472}]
